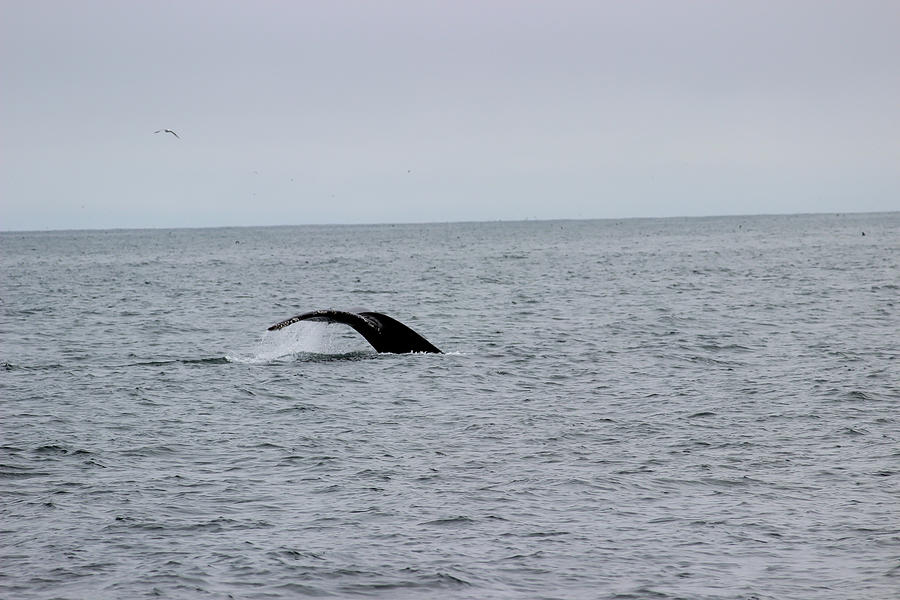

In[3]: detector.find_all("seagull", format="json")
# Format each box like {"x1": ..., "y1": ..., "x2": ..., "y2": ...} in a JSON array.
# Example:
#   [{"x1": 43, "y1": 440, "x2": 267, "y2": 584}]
[{"x1": 154, "y1": 129, "x2": 180, "y2": 139}]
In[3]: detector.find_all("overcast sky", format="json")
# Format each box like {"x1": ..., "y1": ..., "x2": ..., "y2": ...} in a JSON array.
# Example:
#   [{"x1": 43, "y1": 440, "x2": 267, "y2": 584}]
[{"x1": 2, "y1": 0, "x2": 898, "y2": 230}]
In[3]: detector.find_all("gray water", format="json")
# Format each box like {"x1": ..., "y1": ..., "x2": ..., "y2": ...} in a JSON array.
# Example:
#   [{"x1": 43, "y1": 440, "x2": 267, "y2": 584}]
[{"x1": 1, "y1": 213, "x2": 898, "y2": 599}]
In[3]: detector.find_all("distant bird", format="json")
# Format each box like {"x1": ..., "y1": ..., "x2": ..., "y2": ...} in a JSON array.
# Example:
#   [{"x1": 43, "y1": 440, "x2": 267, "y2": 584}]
[{"x1": 154, "y1": 129, "x2": 180, "y2": 139}]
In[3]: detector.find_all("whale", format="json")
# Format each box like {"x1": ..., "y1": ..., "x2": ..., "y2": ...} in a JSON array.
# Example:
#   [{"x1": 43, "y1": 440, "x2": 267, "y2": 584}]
[{"x1": 267, "y1": 309, "x2": 442, "y2": 354}]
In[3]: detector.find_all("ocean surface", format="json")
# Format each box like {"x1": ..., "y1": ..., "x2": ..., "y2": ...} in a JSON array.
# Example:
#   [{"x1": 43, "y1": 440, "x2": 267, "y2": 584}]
[{"x1": 1, "y1": 213, "x2": 898, "y2": 599}]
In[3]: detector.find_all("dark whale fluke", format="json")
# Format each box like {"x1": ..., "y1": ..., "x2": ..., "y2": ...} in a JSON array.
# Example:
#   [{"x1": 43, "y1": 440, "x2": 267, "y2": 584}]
[{"x1": 267, "y1": 310, "x2": 442, "y2": 354}]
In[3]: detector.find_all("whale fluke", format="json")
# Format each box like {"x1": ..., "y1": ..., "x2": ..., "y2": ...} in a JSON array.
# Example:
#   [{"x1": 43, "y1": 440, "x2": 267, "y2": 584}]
[{"x1": 267, "y1": 309, "x2": 442, "y2": 354}]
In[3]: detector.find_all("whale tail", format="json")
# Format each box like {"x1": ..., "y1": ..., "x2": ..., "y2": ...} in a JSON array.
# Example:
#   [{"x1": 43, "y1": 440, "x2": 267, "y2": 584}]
[{"x1": 267, "y1": 309, "x2": 442, "y2": 354}]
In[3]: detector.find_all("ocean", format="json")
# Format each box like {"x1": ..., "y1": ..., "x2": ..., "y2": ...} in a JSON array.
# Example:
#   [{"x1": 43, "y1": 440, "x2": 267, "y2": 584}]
[{"x1": 1, "y1": 213, "x2": 898, "y2": 599}]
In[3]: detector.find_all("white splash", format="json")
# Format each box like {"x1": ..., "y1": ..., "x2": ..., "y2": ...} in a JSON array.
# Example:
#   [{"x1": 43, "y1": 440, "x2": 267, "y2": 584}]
[{"x1": 226, "y1": 322, "x2": 371, "y2": 364}]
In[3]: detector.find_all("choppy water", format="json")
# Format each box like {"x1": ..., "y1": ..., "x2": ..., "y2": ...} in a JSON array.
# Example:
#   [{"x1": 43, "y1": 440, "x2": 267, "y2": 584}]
[{"x1": 1, "y1": 213, "x2": 898, "y2": 599}]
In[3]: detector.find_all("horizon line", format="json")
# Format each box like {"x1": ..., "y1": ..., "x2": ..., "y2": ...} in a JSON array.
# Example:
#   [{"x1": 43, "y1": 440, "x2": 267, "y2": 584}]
[{"x1": 1, "y1": 209, "x2": 896, "y2": 234}]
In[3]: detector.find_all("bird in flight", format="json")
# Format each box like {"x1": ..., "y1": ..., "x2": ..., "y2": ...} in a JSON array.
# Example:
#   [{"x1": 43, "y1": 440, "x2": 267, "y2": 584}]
[{"x1": 154, "y1": 129, "x2": 180, "y2": 139}]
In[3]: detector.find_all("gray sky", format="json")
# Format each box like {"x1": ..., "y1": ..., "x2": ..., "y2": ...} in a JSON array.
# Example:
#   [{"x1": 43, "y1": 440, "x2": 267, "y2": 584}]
[{"x1": 2, "y1": 0, "x2": 898, "y2": 230}]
